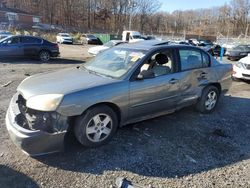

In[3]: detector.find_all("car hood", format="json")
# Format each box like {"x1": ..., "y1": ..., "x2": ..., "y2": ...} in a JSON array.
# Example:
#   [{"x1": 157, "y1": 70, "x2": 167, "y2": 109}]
[
  {"x1": 239, "y1": 56, "x2": 250, "y2": 64},
  {"x1": 88, "y1": 46, "x2": 109, "y2": 54},
  {"x1": 17, "y1": 67, "x2": 116, "y2": 100}
]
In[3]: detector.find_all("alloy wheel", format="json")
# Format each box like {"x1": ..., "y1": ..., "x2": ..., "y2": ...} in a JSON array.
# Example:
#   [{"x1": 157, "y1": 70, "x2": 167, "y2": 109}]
[
  {"x1": 86, "y1": 113, "x2": 113, "y2": 142},
  {"x1": 205, "y1": 91, "x2": 217, "y2": 110}
]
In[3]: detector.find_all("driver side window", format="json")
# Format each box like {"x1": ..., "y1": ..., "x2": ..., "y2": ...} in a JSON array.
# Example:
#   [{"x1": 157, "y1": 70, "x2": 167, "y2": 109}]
[{"x1": 140, "y1": 49, "x2": 174, "y2": 77}]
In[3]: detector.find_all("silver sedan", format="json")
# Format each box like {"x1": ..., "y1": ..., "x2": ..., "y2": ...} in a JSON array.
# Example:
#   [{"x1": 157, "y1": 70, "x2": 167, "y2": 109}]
[{"x1": 6, "y1": 44, "x2": 232, "y2": 156}]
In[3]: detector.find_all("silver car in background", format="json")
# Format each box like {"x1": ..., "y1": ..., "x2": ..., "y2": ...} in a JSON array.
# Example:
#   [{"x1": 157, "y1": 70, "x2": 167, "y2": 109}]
[{"x1": 6, "y1": 44, "x2": 232, "y2": 156}]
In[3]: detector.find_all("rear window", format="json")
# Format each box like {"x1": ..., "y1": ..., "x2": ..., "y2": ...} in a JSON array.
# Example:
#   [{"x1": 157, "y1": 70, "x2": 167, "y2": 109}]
[
  {"x1": 21, "y1": 37, "x2": 42, "y2": 44},
  {"x1": 179, "y1": 49, "x2": 203, "y2": 71},
  {"x1": 86, "y1": 35, "x2": 96, "y2": 39}
]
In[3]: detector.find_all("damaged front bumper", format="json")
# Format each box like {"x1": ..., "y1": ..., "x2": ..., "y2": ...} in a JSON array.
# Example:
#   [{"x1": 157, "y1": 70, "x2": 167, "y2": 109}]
[{"x1": 5, "y1": 93, "x2": 69, "y2": 156}]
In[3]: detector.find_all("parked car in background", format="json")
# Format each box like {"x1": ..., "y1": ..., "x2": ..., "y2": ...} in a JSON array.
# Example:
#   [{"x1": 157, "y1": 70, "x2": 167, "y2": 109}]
[
  {"x1": 212, "y1": 44, "x2": 225, "y2": 56},
  {"x1": 122, "y1": 30, "x2": 145, "y2": 43},
  {"x1": 222, "y1": 43, "x2": 237, "y2": 55},
  {"x1": 188, "y1": 39, "x2": 199, "y2": 46},
  {"x1": 6, "y1": 44, "x2": 232, "y2": 156},
  {"x1": 198, "y1": 40, "x2": 213, "y2": 46},
  {"x1": 0, "y1": 30, "x2": 12, "y2": 39},
  {"x1": 200, "y1": 44, "x2": 226, "y2": 56},
  {"x1": 0, "y1": 35, "x2": 60, "y2": 61},
  {"x1": 88, "y1": 40, "x2": 127, "y2": 56},
  {"x1": 173, "y1": 40, "x2": 191, "y2": 45},
  {"x1": 142, "y1": 35, "x2": 156, "y2": 40},
  {"x1": 81, "y1": 34, "x2": 102, "y2": 45},
  {"x1": 56, "y1": 33, "x2": 73, "y2": 44},
  {"x1": 227, "y1": 45, "x2": 250, "y2": 60},
  {"x1": 232, "y1": 54, "x2": 250, "y2": 81}
]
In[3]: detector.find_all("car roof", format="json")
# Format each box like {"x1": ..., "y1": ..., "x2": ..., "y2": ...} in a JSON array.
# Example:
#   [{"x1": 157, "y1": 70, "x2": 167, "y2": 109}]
[
  {"x1": 117, "y1": 40, "x2": 204, "y2": 51},
  {"x1": 9, "y1": 35, "x2": 44, "y2": 40},
  {"x1": 117, "y1": 40, "x2": 168, "y2": 50}
]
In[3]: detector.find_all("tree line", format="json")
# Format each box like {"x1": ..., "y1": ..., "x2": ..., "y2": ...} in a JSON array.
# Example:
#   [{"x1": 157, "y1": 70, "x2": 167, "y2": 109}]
[{"x1": 2, "y1": 0, "x2": 250, "y2": 37}]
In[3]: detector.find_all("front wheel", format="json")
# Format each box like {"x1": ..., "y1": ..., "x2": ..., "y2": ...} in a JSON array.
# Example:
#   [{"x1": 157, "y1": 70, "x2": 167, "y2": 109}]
[
  {"x1": 74, "y1": 105, "x2": 118, "y2": 147},
  {"x1": 39, "y1": 50, "x2": 50, "y2": 62},
  {"x1": 196, "y1": 86, "x2": 219, "y2": 113}
]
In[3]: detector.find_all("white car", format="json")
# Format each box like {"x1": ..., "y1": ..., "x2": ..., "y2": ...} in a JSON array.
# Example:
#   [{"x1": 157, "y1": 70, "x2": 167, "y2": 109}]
[
  {"x1": 88, "y1": 40, "x2": 127, "y2": 56},
  {"x1": 56, "y1": 33, "x2": 73, "y2": 44},
  {"x1": 232, "y1": 54, "x2": 250, "y2": 81}
]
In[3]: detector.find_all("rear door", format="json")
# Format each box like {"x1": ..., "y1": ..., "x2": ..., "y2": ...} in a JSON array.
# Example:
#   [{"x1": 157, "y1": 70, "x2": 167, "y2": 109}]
[
  {"x1": 176, "y1": 48, "x2": 211, "y2": 106},
  {"x1": 21, "y1": 36, "x2": 42, "y2": 57}
]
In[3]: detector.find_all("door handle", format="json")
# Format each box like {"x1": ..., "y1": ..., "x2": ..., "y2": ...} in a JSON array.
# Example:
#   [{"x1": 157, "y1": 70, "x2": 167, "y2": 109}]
[
  {"x1": 198, "y1": 72, "x2": 207, "y2": 79},
  {"x1": 169, "y1": 78, "x2": 178, "y2": 84}
]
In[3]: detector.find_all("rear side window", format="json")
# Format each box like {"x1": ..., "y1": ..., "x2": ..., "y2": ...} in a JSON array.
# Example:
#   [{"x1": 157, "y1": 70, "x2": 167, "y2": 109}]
[
  {"x1": 21, "y1": 37, "x2": 42, "y2": 44},
  {"x1": 179, "y1": 49, "x2": 203, "y2": 71}
]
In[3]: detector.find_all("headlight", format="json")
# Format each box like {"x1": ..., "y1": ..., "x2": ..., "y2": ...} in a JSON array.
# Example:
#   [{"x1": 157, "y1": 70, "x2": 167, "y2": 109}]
[
  {"x1": 235, "y1": 62, "x2": 244, "y2": 69},
  {"x1": 26, "y1": 94, "x2": 63, "y2": 111}
]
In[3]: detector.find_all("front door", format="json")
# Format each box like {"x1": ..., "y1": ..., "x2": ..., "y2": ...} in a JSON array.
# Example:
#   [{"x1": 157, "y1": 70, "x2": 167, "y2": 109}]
[
  {"x1": 129, "y1": 48, "x2": 180, "y2": 121},
  {"x1": 0, "y1": 36, "x2": 22, "y2": 57}
]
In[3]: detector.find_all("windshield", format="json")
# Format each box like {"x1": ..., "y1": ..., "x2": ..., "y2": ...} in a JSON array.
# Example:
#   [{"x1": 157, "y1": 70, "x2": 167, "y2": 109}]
[
  {"x1": 61, "y1": 34, "x2": 70, "y2": 37},
  {"x1": 0, "y1": 36, "x2": 11, "y2": 43},
  {"x1": 83, "y1": 48, "x2": 146, "y2": 78},
  {"x1": 233, "y1": 45, "x2": 250, "y2": 51},
  {"x1": 86, "y1": 35, "x2": 96, "y2": 39},
  {"x1": 133, "y1": 35, "x2": 142, "y2": 39}
]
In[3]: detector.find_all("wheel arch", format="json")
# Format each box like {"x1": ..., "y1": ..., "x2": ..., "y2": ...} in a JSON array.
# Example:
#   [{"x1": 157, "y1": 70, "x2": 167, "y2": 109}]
[
  {"x1": 39, "y1": 49, "x2": 51, "y2": 55},
  {"x1": 68, "y1": 102, "x2": 122, "y2": 131},
  {"x1": 207, "y1": 82, "x2": 222, "y2": 94},
  {"x1": 198, "y1": 82, "x2": 222, "y2": 99}
]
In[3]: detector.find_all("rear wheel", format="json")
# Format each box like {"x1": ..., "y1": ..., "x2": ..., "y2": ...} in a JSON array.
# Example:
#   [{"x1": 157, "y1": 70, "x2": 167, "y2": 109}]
[
  {"x1": 39, "y1": 50, "x2": 50, "y2": 62},
  {"x1": 196, "y1": 86, "x2": 219, "y2": 113},
  {"x1": 74, "y1": 105, "x2": 118, "y2": 147}
]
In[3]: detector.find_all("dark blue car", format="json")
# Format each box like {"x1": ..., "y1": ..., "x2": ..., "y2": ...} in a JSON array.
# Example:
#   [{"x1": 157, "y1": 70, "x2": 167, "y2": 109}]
[{"x1": 0, "y1": 35, "x2": 60, "y2": 61}]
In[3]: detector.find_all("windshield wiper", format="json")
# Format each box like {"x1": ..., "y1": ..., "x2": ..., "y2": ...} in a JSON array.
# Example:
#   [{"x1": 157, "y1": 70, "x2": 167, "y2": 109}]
[{"x1": 80, "y1": 65, "x2": 115, "y2": 79}]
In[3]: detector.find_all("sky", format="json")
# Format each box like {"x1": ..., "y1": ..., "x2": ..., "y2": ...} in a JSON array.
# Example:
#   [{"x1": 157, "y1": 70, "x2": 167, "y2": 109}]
[{"x1": 159, "y1": 0, "x2": 231, "y2": 12}]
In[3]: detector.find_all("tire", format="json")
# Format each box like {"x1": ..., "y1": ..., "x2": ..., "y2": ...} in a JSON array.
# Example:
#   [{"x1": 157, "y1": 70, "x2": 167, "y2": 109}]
[
  {"x1": 74, "y1": 105, "x2": 118, "y2": 147},
  {"x1": 39, "y1": 50, "x2": 50, "y2": 62},
  {"x1": 231, "y1": 76, "x2": 241, "y2": 82},
  {"x1": 196, "y1": 86, "x2": 219, "y2": 113}
]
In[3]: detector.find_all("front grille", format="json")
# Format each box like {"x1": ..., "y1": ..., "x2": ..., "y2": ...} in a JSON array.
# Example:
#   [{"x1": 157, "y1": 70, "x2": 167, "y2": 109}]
[
  {"x1": 242, "y1": 74, "x2": 250, "y2": 78},
  {"x1": 244, "y1": 64, "x2": 250, "y2": 70}
]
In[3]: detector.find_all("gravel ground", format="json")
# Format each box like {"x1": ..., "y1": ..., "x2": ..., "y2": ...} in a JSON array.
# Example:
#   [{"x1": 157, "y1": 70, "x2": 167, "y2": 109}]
[{"x1": 0, "y1": 45, "x2": 250, "y2": 188}]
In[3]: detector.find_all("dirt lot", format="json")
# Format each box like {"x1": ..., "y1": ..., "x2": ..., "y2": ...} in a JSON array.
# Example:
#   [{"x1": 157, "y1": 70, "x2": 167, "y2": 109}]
[{"x1": 0, "y1": 44, "x2": 250, "y2": 188}]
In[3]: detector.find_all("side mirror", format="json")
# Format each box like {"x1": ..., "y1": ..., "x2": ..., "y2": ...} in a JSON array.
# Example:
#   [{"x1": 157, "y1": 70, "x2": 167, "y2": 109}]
[{"x1": 137, "y1": 70, "x2": 155, "y2": 80}]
